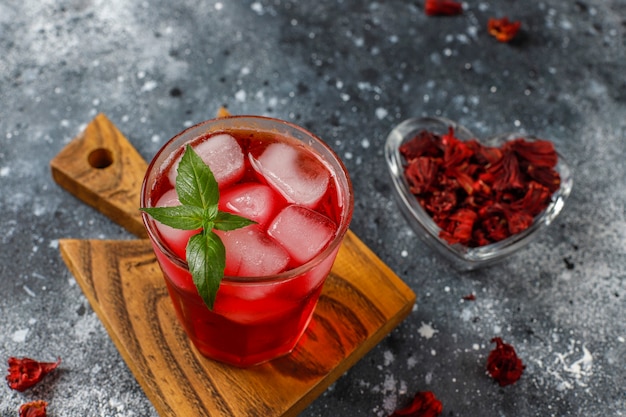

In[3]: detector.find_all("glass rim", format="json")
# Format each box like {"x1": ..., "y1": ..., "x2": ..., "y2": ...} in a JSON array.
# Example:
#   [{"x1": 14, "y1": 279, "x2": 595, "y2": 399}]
[{"x1": 141, "y1": 115, "x2": 354, "y2": 283}]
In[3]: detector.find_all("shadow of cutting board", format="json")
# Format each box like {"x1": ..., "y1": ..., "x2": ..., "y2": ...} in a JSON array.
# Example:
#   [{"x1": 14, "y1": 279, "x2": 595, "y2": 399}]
[{"x1": 51, "y1": 114, "x2": 416, "y2": 417}]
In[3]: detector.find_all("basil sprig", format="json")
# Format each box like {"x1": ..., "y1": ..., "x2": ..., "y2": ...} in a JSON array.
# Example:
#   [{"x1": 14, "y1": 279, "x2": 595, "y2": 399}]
[{"x1": 141, "y1": 145, "x2": 255, "y2": 309}]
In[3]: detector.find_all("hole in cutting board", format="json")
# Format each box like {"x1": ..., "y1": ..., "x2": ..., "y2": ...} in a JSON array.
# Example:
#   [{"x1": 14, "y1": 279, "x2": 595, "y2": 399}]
[{"x1": 88, "y1": 148, "x2": 114, "y2": 169}]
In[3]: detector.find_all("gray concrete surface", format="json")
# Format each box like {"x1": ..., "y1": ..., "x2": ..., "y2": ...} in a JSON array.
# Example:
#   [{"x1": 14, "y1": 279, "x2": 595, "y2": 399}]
[{"x1": 1, "y1": 1, "x2": 624, "y2": 416}]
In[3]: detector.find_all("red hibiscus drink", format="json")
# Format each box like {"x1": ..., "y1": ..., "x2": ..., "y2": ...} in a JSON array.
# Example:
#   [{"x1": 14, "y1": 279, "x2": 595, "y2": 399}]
[{"x1": 141, "y1": 116, "x2": 353, "y2": 367}]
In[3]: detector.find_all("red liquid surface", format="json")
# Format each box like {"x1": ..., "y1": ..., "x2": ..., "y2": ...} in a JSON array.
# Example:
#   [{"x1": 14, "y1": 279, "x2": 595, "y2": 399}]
[{"x1": 147, "y1": 128, "x2": 345, "y2": 366}]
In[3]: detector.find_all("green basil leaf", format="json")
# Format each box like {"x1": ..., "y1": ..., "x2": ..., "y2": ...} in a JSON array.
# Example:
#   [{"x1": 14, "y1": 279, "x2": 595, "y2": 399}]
[
  {"x1": 176, "y1": 145, "x2": 219, "y2": 211},
  {"x1": 141, "y1": 206, "x2": 204, "y2": 230},
  {"x1": 187, "y1": 230, "x2": 225, "y2": 309},
  {"x1": 141, "y1": 142, "x2": 257, "y2": 310},
  {"x1": 214, "y1": 211, "x2": 258, "y2": 231}
]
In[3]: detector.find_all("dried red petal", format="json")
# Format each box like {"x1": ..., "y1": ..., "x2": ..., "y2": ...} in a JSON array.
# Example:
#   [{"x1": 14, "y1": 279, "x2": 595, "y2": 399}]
[
  {"x1": 504, "y1": 209, "x2": 534, "y2": 235},
  {"x1": 487, "y1": 150, "x2": 525, "y2": 192},
  {"x1": 488, "y1": 17, "x2": 521, "y2": 42},
  {"x1": 389, "y1": 391, "x2": 443, "y2": 417},
  {"x1": 423, "y1": 190, "x2": 457, "y2": 216},
  {"x1": 526, "y1": 165, "x2": 561, "y2": 193},
  {"x1": 479, "y1": 211, "x2": 509, "y2": 242},
  {"x1": 399, "y1": 130, "x2": 442, "y2": 161},
  {"x1": 462, "y1": 293, "x2": 476, "y2": 301},
  {"x1": 6, "y1": 357, "x2": 61, "y2": 392},
  {"x1": 442, "y1": 133, "x2": 473, "y2": 169},
  {"x1": 486, "y1": 337, "x2": 525, "y2": 386},
  {"x1": 424, "y1": 0, "x2": 463, "y2": 16},
  {"x1": 508, "y1": 138, "x2": 558, "y2": 168},
  {"x1": 405, "y1": 157, "x2": 440, "y2": 194},
  {"x1": 467, "y1": 139, "x2": 502, "y2": 166},
  {"x1": 510, "y1": 181, "x2": 552, "y2": 215},
  {"x1": 19, "y1": 400, "x2": 48, "y2": 417},
  {"x1": 439, "y1": 208, "x2": 477, "y2": 245}
]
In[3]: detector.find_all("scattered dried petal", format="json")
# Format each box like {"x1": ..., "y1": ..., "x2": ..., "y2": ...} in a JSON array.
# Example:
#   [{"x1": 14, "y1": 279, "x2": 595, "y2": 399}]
[
  {"x1": 462, "y1": 293, "x2": 476, "y2": 301},
  {"x1": 389, "y1": 391, "x2": 443, "y2": 417},
  {"x1": 19, "y1": 400, "x2": 48, "y2": 417},
  {"x1": 486, "y1": 337, "x2": 525, "y2": 386},
  {"x1": 488, "y1": 17, "x2": 522, "y2": 42},
  {"x1": 6, "y1": 357, "x2": 61, "y2": 392},
  {"x1": 424, "y1": 0, "x2": 463, "y2": 16}
]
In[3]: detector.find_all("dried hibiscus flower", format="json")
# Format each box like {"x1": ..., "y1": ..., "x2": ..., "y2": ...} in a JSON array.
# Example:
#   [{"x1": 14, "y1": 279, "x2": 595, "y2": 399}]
[
  {"x1": 399, "y1": 128, "x2": 560, "y2": 247},
  {"x1": 19, "y1": 400, "x2": 48, "y2": 417},
  {"x1": 488, "y1": 17, "x2": 522, "y2": 42},
  {"x1": 389, "y1": 391, "x2": 443, "y2": 417},
  {"x1": 424, "y1": 0, "x2": 463, "y2": 16},
  {"x1": 486, "y1": 337, "x2": 525, "y2": 386},
  {"x1": 6, "y1": 357, "x2": 61, "y2": 392}
]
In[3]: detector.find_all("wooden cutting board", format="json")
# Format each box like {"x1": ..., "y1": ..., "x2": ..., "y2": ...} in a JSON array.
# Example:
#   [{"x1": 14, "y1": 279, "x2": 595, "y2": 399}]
[{"x1": 51, "y1": 114, "x2": 416, "y2": 417}]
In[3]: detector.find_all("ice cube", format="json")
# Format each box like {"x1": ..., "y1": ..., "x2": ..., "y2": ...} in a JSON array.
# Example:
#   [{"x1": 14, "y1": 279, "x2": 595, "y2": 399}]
[
  {"x1": 168, "y1": 133, "x2": 245, "y2": 189},
  {"x1": 217, "y1": 225, "x2": 290, "y2": 277},
  {"x1": 249, "y1": 142, "x2": 330, "y2": 208},
  {"x1": 218, "y1": 183, "x2": 283, "y2": 228},
  {"x1": 153, "y1": 189, "x2": 200, "y2": 260},
  {"x1": 267, "y1": 205, "x2": 337, "y2": 264}
]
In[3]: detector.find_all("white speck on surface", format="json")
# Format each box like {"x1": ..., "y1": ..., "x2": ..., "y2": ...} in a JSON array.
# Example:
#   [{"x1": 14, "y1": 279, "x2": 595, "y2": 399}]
[
  {"x1": 91, "y1": 364, "x2": 102, "y2": 375},
  {"x1": 383, "y1": 350, "x2": 395, "y2": 366},
  {"x1": 431, "y1": 349, "x2": 436, "y2": 356},
  {"x1": 214, "y1": 2, "x2": 223, "y2": 10},
  {"x1": 407, "y1": 356, "x2": 417, "y2": 369},
  {"x1": 361, "y1": 138, "x2": 370, "y2": 149},
  {"x1": 444, "y1": 286, "x2": 450, "y2": 292},
  {"x1": 340, "y1": 93, "x2": 350, "y2": 101},
  {"x1": 618, "y1": 336, "x2": 625, "y2": 343},
  {"x1": 23, "y1": 285, "x2": 36, "y2": 297},
  {"x1": 28, "y1": 318, "x2": 36, "y2": 325},
  {"x1": 250, "y1": 2, "x2": 263, "y2": 14},
  {"x1": 425, "y1": 371, "x2": 433, "y2": 384},
  {"x1": 151, "y1": 134, "x2": 160, "y2": 143},
  {"x1": 141, "y1": 80, "x2": 158, "y2": 92},
  {"x1": 32, "y1": 272, "x2": 47, "y2": 280},
  {"x1": 12, "y1": 329, "x2": 29, "y2": 342},
  {"x1": 545, "y1": 342, "x2": 594, "y2": 390},
  {"x1": 418, "y1": 322, "x2": 438, "y2": 339},
  {"x1": 400, "y1": 250, "x2": 408, "y2": 258},
  {"x1": 473, "y1": 343, "x2": 480, "y2": 350},
  {"x1": 0, "y1": 167, "x2": 9, "y2": 177},
  {"x1": 235, "y1": 89, "x2": 247, "y2": 102},
  {"x1": 375, "y1": 107, "x2": 388, "y2": 120},
  {"x1": 460, "y1": 308, "x2": 472, "y2": 322}
]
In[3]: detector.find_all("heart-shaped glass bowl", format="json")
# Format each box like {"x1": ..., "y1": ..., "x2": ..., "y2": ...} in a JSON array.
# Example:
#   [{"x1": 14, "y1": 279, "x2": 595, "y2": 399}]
[{"x1": 384, "y1": 116, "x2": 573, "y2": 270}]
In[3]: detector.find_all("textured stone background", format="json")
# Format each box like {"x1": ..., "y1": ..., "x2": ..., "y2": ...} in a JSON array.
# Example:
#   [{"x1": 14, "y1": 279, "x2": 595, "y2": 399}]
[{"x1": 1, "y1": 1, "x2": 624, "y2": 416}]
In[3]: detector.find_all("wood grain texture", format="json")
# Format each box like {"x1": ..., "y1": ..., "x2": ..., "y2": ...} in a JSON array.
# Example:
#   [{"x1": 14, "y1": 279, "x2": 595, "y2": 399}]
[
  {"x1": 59, "y1": 233, "x2": 415, "y2": 417},
  {"x1": 50, "y1": 113, "x2": 148, "y2": 238}
]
